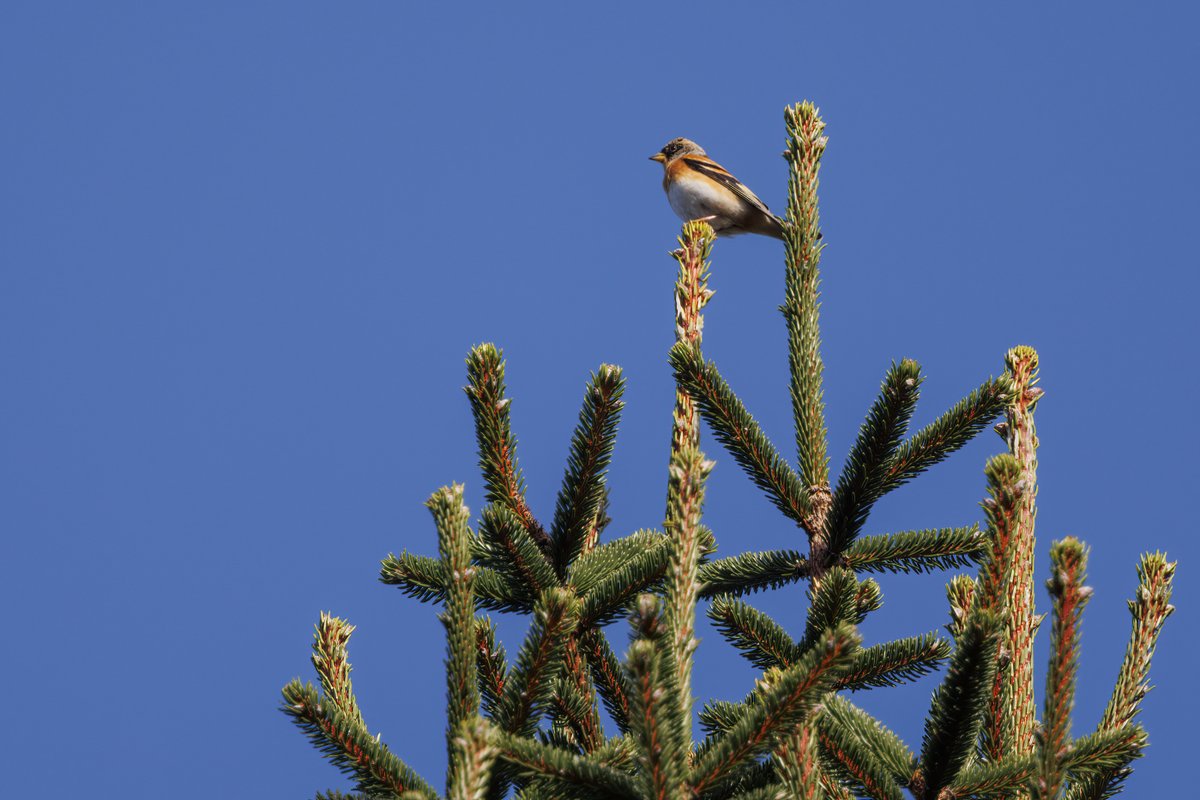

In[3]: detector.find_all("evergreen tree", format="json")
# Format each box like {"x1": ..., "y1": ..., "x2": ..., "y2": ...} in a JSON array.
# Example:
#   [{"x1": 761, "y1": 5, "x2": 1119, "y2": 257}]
[{"x1": 281, "y1": 102, "x2": 1174, "y2": 800}]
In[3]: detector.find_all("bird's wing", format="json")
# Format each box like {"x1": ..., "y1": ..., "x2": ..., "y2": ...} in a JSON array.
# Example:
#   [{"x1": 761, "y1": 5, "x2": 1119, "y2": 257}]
[{"x1": 682, "y1": 155, "x2": 775, "y2": 218}]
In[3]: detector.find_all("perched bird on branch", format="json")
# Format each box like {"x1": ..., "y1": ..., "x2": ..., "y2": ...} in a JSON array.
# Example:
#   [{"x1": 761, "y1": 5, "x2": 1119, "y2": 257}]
[{"x1": 650, "y1": 137, "x2": 786, "y2": 240}]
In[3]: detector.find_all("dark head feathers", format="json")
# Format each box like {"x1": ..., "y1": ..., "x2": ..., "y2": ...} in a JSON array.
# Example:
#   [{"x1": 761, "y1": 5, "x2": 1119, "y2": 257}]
[{"x1": 657, "y1": 137, "x2": 706, "y2": 161}]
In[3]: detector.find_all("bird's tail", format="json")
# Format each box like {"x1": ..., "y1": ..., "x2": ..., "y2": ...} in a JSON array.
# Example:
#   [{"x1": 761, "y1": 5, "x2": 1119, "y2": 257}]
[{"x1": 770, "y1": 215, "x2": 787, "y2": 241}]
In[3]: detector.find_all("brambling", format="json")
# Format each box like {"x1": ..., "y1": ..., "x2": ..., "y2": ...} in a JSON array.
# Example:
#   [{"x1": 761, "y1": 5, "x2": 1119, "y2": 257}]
[{"x1": 650, "y1": 137, "x2": 786, "y2": 240}]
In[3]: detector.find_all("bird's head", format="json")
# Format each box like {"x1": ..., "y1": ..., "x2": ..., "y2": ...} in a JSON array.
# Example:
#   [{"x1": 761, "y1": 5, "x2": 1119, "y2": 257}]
[{"x1": 650, "y1": 137, "x2": 705, "y2": 165}]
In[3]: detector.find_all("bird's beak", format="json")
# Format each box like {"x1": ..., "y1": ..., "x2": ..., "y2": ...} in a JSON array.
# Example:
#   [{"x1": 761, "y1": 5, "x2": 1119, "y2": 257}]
[{"x1": 649, "y1": 153, "x2": 666, "y2": 163}]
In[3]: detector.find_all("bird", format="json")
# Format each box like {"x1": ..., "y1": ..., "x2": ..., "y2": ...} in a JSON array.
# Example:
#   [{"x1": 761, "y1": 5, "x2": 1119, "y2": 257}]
[{"x1": 650, "y1": 137, "x2": 786, "y2": 240}]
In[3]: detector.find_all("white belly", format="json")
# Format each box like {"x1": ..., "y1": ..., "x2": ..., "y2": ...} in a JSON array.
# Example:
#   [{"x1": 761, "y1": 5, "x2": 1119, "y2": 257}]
[{"x1": 667, "y1": 174, "x2": 741, "y2": 221}]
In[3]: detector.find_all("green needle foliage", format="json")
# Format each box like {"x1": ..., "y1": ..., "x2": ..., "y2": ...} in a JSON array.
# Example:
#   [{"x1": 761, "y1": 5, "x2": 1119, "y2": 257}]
[
  {"x1": 826, "y1": 359, "x2": 922, "y2": 552},
  {"x1": 783, "y1": 102, "x2": 831, "y2": 497},
  {"x1": 475, "y1": 618, "x2": 508, "y2": 718},
  {"x1": 918, "y1": 609, "x2": 1005, "y2": 795},
  {"x1": 493, "y1": 588, "x2": 580, "y2": 739},
  {"x1": 816, "y1": 695, "x2": 912, "y2": 800},
  {"x1": 477, "y1": 505, "x2": 558, "y2": 597},
  {"x1": 281, "y1": 101, "x2": 1175, "y2": 800},
  {"x1": 464, "y1": 344, "x2": 548, "y2": 550},
  {"x1": 843, "y1": 527, "x2": 985, "y2": 575},
  {"x1": 551, "y1": 365, "x2": 626, "y2": 574},
  {"x1": 836, "y1": 633, "x2": 952, "y2": 692},
  {"x1": 691, "y1": 624, "x2": 861, "y2": 794},
  {"x1": 699, "y1": 548, "x2": 810, "y2": 598},
  {"x1": 669, "y1": 344, "x2": 813, "y2": 528},
  {"x1": 708, "y1": 595, "x2": 805, "y2": 671},
  {"x1": 435, "y1": 485, "x2": 481, "y2": 777}
]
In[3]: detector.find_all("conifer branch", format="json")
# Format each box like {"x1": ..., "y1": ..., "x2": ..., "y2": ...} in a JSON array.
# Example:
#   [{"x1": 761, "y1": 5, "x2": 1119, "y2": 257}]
[
  {"x1": 782, "y1": 102, "x2": 831, "y2": 503},
  {"x1": 494, "y1": 730, "x2": 642, "y2": 800},
  {"x1": 580, "y1": 629, "x2": 633, "y2": 735},
  {"x1": 628, "y1": 593, "x2": 692, "y2": 799},
  {"x1": 971, "y1": 453, "x2": 1028, "y2": 762},
  {"x1": 449, "y1": 718, "x2": 499, "y2": 800},
  {"x1": 1065, "y1": 727, "x2": 1146, "y2": 776},
  {"x1": 692, "y1": 624, "x2": 859, "y2": 794},
  {"x1": 591, "y1": 734, "x2": 639, "y2": 773},
  {"x1": 945, "y1": 576, "x2": 977, "y2": 639},
  {"x1": 570, "y1": 530, "x2": 666, "y2": 596},
  {"x1": 590, "y1": 488, "x2": 614, "y2": 548},
  {"x1": 996, "y1": 346, "x2": 1041, "y2": 766},
  {"x1": 549, "y1": 678, "x2": 603, "y2": 755},
  {"x1": 627, "y1": 635, "x2": 688, "y2": 799},
  {"x1": 708, "y1": 596, "x2": 803, "y2": 671},
  {"x1": 827, "y1": 360, "x2": 922, "y2": 552},
  {"x1": 722, "y1": 786, "x2": 790, "y2": 800},
  {"x1": 816, "y1": 696, "x2": 909, "y2": 800},
  {"x1": 669, "y1": 344, "x2": 814, "y2": 530},
  {"x1": 836, "y1": 632, "x2": 952, "y2": 692},
  {"x1": 821, "y1": 774, "x2": 857, "y2": 800},
  {"x1": 801, "y1": 567, "x2": 861, "y2": 649},
  {"x1": 1065, "y1": 554, "x2": 1175, "y2": 800},
  {"x1": 281, "y1": 680, "x2": 437, "y2": 799},
  {"x1": 573, "y1": 531, "x2": 672, "y2": 627},
  {"x1": 965, "y1": 365, "x2": 1040, "y2": 773},
  {"x1": 699, "y1": 549, "x2": 811, "y2": 598},
  {"x1": 882, "y1": 376, "x2": 1013, "y2": 494},
  {"x1": 378, "y1": 551, "x2": 458, "y2": 603},
  {"x1": 843, "y1": 527, "x2": 985, "y2": 575},
  {"x1": 475, "y1": 618, "x2": 508, "y2": 717},
  {"x1": 512, "y1": 737, "x2": 635, "y2": 800},
  {"x1": 478, "y1": 504, "x2": 558, "y2": 597},
  {"x1": 429, "y1": 484, "x2": 483, "y2": 780},
  {"x1": 487, "y1": 591, "x2": 589, "y2": 800},
  {"x1": 494, "y1": 588, "x2": 581, "y2": 738},
  {"x1": 576, "y1": 552, "x2": 671, "y2": 629},
  {"x1": 1098, "y1": 553, "x2": 1176, "y2": 733},
  {"x1": 854, "y1": 578, "x2": 884, "y2": 620},
  {"x1": 667, "y1": 220, "x2": 714, "y2": 468},
  {"x1": 945, "y1": 756, "x2": 1037, "y2": 798},
  {"x1": 1061, "y1": 727, "x2": 1148, "y2": 798},
  {"x1": 380, "y1": 552, "x2": 529, "y2": 613},
  {"x1": 777, "y1": 724, "x2": 827, "y2": 800},
  {"x1": 465, "y1": 344, "x2": 550, "y2": 549},
  {"x1": 664, "y1": 445, "x2": 712, "y2": 731},
  {"x1": 555, "y1": 637, "x2": 606, "y2": 753},
  {"x1": 918, "y1": 609, "x2": 1003, "y2": 795},
  {"x1": 552, "y1": 365, "x2": 626, "y2": 572},
  {"x1": 655, "y1": 222, "x2": 715, "y2": 780},
  {"x1": 700, "y1": 756, "x2": 780, "y2": 800},
  {"x1": 512, "y1": 782, "x2": 554, "y2": 800},
  {"x1": 1035, "y1": 538, "x2": 1091, "y2": 800},
  {"x1": 699, "y1": 699, "x2": 742, "y2": 739},
  {"x1": 311, "y1": 613, "x2": 365, "y2": 727},
  {"x1": 541, "y1": 726, "x2": 578, "y2": 754}
]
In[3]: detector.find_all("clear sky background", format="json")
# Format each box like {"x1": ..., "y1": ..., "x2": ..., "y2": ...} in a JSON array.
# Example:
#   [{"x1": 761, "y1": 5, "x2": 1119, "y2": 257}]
[{"x1": 3, "y1": 3, "x2": 1196, "y2": 796}]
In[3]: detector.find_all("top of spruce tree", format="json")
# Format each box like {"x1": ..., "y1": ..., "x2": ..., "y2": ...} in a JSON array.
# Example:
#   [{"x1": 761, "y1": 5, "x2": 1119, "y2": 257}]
[{"x1": 281, "y1": 101, "x2": 1174, "y2": 800}]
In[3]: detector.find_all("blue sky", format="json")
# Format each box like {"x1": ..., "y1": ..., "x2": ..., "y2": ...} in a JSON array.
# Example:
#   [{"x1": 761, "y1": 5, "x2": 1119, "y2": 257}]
[{"x1": 3, "y1": 3, "x2": 1196, "y2": 796}]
